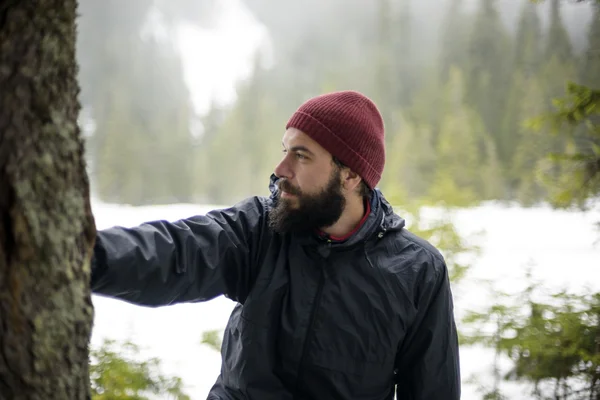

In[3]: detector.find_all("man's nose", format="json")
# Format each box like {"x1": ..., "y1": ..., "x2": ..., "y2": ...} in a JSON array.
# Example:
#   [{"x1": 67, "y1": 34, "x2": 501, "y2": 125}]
[{"x1": 274, "y1": 156, "x2": 293, "y2": 179}]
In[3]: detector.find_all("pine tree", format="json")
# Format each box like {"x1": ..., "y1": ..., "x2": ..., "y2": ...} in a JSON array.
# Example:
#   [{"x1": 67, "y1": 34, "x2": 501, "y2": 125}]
[
  {"x1": 78, "y1": 0, "x2": 198, "y2": 205},
  {"x1": 406, "y1": 66, "x2": 444, "y2": 138},
  {"x1": 499, "y1": 2, "x2": 543, "y2": 167},
  {"x1": 197, "y1": 60, "x2": 285, "y2": 204},
  {"x1": 135, "y1": 40, "x2": 195, "y2": 204},
  {"x1": 525, "y1": 0, "x2": 579, "y2": 203},
  {"x1": 544, "y1": 0, "x2": 573, "y2": 65},
  {"x1": 511, "y1": 76, "x2": 549, "y2": 205},
  {"x1": 374, "y1": 0, "x2": 397, "y2": 129},
  {"x1": 540, "y1": 0, "x2": 576, "y2": 102},
  {"x1": 380, "y1": 113, "x2": 436, "y2": 203},
  {"x1": 392, "y1": 0, "x2": 414, "y2": 109},
  {"x1": 465, "y1": 0, "x2": 512, "y2": 162},
  {"x1": 438, "y1": 0, "x2": 469, "y2": 82},
  {"x1": 479, "y1": 136, "x2": 505, "y2": 201},
  {"x1": 580, "y1": 3, "x2": 600, "y2": 88},
  {"x1": 428, "y1": 68, "x2": 496, "y2": 206},
  {"x1": 532, "y1": 83, "x2": 600, "y2": 209},
  {"x1": 94, "y1": 87, "x2": 146, "y2": 204},
  {"x1": 515, "y1": 2, "x2": 543, "y2": 76}
]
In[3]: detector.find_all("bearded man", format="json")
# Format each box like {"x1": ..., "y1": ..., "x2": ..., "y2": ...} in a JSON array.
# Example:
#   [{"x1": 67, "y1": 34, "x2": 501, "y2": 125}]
[{"x1": 91, "y1": 90, "x2": 461, "y2": 400}]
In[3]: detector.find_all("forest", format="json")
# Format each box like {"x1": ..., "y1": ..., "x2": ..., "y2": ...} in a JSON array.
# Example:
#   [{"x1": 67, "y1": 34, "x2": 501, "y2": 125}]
[{"x1": 72, "y1": 1, "x2": 600, "y2": 399}]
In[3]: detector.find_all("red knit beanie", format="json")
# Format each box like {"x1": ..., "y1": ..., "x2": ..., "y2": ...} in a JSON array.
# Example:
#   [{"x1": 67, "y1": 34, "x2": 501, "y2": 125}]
[{"x1": 285, "y1": 90, "x2": 385, "y2": 189}]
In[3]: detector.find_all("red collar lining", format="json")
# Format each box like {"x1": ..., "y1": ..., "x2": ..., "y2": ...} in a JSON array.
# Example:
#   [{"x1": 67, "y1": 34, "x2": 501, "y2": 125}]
[{"x1": 318, "y1": 200, "x2": 371, "y2": 242}]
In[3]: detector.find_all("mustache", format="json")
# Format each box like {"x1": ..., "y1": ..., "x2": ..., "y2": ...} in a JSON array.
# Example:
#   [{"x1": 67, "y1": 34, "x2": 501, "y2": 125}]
[{"x1": 278, "y1": 179, "x2": 301, "y2": 196}]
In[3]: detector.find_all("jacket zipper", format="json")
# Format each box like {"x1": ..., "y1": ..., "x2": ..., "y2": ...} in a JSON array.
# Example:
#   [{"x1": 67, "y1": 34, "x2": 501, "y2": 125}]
[{"x1": 293, "y1": 242, "x2": 329, "y2": 397}]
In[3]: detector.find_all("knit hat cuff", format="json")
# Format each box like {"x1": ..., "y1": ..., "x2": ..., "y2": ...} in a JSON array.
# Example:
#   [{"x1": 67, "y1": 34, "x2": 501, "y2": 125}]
[{"x1": 286, "y1": 111, "x2": 381, "y2": 189}]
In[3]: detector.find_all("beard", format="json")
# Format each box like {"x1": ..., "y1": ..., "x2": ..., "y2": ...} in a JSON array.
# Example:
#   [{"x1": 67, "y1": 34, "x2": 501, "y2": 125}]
[{"x1": 268, "y1": 169, "x2": 346, "y2": 235}]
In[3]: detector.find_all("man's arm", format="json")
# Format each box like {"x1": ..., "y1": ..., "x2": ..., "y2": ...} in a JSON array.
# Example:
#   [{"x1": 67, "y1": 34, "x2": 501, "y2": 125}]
[
  {"x1": 394, "y1": 252, "x2": 461, "y2": 400},
  {"x1": 91, "y1": 196, "x2": 266, "y2": 307}
]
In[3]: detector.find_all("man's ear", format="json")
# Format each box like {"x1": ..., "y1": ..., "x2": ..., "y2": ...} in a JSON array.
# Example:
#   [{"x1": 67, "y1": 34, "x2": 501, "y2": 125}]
[{"x1": 342, "y1": 168, "x2": 362, "y2": 192}]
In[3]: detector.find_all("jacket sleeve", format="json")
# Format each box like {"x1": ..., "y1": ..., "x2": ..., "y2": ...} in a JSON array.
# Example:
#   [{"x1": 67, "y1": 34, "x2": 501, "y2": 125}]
[
  {"x1": 91, "y1": 197, "x2": 266, "y2": 307},
  {"x1": 394, "y1": 252, "x2": 461, "y2": 400}
]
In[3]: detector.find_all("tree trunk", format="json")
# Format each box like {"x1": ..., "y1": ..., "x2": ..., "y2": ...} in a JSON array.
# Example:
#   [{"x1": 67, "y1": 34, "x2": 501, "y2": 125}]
[{"x1": 0, "y1": 1, "x2": 96, "y2": 399}]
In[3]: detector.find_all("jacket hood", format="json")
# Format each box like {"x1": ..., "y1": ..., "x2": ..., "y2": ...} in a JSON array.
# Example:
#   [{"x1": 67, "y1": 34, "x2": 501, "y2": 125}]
[{"x1": 267, "y1": 174, "x2": 405, "y2": 246}]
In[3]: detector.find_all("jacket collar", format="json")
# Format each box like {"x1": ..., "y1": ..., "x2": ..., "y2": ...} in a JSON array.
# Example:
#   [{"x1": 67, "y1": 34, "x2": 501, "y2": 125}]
[{"x1": 267, "y1": 174, "x2": 405, "y2": 247}]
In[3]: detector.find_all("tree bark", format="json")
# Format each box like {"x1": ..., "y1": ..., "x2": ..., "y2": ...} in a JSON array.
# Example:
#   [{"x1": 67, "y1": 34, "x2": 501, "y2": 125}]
[{"x1": 0, "y1": 1, "x2": 96, "y2": 399}]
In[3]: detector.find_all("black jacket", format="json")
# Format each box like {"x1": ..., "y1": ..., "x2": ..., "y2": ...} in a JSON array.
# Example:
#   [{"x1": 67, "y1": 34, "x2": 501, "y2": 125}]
[{"x1": 91, "y1": 177, "x2": 461, "y2": 399}]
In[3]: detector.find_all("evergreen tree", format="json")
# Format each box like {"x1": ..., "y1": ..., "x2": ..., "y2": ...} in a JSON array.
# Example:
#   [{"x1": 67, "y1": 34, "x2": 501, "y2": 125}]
[
  {"x1": 530, "y1": 82, "x2": 600, "y2": 209},
  {"x1": 463, "y1": 280, "x2": 600, "y2": 399},
  {"x1": 515, "y1": 2, "x2": 543, "y2": 76},
  {"x1": 406, "y1": 66, "x2": 446, "y2": 142},
  {"x1": 580, "y1": 3, "x2": 600, "y2": 88},
  {"x1": 136, "y1": 41, "x2": 195, "y2": 204},
  {"x1": 479, "y1": 135, "x2": 505, "y2": 201},
  {"x1": 511, "y1": 75, "x2": 549, "y2": 204},
  {"x1": 438, "y1": 0, "x2": 469, "y2": 82},
  {"x1": 380, "y1": 114, "x2": 436, "y2": 203},
  {"x1": 78, "y1": 0, "x2": 201, "y2": 205},
  {"x1": 499, "y1": 2, "x2": 543, "y2": 167},
  {"x1": 428, "y1": 68, "x2": 499, "y2": 205},
  {"x1": 540, "y1": 0, "x2": 576, "y2": 101},
  {"x1": 544, "y1": 0, "x2": 573, "y2": 65},
  {"x1": 374, "y1": 0, "x2": 396, "y2": 128},
  {"x1": 94, "y1": 87, "x2": 146, "y2": 204},
  {"x1": 392, "y1": 0, "x2": 415, "y2": 109},
  {"x1": 525, "y1": 0, "x2": 579, "y2": 202},
  {"x1": 465, "y1": 0, "x2": 512, "y2": 165},
  {"x1": 197, "y1": 60, "x2": 284, "y2": 204}
]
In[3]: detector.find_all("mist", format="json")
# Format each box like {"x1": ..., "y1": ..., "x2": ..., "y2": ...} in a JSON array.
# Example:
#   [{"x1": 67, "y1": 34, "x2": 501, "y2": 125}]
[{"x1": 76, "y1": 1, "x2": 600, "y2": 399}]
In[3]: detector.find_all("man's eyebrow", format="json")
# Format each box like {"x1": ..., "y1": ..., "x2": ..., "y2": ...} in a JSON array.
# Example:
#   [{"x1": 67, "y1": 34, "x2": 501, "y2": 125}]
[{"x1": 282, "y1": 143, "x2": 315, "y2": 156}]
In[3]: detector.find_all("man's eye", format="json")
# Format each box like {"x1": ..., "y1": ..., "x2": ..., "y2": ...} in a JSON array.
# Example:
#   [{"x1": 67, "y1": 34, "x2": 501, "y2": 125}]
[{"x1": 281, "y1": 149, "x2": 307, "y2": 160}]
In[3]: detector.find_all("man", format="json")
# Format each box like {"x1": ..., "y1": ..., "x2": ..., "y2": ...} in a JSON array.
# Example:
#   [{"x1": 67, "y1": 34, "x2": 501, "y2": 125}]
[{"x1": 91, "y1": 90, "x2": 461, "y2": 399}]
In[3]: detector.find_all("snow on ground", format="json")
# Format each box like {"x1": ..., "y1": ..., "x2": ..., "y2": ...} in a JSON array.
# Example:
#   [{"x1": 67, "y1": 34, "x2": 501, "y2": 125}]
[{"x1": 90, "y1": 199, "x2": 600, "y2": 399}]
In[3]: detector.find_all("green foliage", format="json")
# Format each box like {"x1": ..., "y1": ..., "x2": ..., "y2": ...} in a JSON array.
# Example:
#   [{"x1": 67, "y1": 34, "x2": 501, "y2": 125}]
[
  {"x1": 544, "y1": 0, "x2": 573, "y2": 63},
  {"x1": 465, "y1": 0, "x2": 512, "y2": 147},
  {"x1": 527, "y1": 82, "x2": 600, "y2": 209},
  {"x1": 438, "y1": 0, "x2": 471, "y2": 82},
  {"x1": 580, "y1": 4, "x2": 600, "y2": 88},
  {"x1": 510, "y1": 74, "x2": 552, "y2": 204},
  {"x1": 430, "y1": 67, "x2": 504, "y2": 205},
  {"x1": 380, "y1": 114, "x2": 436, "y2": 203},
  {"x1": 461, "y1": 277, "x2": 600, "y2": 399},
  {"x1": 200, "y1": 329, "x2": 223, "y2": 352},
  {"x1": 386, "y1": 190, "x2": 479, "y2": 284},
  {"x1": 89, "y1": 338, "x2": 190, "y2": 400},
  {"x1": 500, "y1": 2, "x2": 542, "y2": 167},
  {"x1": 403, "y1": 208, "x2": 475, "y2": 283}
]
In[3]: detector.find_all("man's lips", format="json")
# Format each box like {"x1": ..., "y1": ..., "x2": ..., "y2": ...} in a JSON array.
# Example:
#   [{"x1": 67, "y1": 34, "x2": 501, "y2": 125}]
[
  {"x1": 280, "y1": 190, "x2": 297, "y2": 198},
  {"x1": 278, "y1": 181, "x2": 300, "y2": 198}
]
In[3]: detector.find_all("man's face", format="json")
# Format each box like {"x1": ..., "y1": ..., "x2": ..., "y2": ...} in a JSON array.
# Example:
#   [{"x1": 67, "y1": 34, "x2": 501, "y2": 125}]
[{"x1": 268, "y1": 128, "x2": 346, "y2": 234}]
